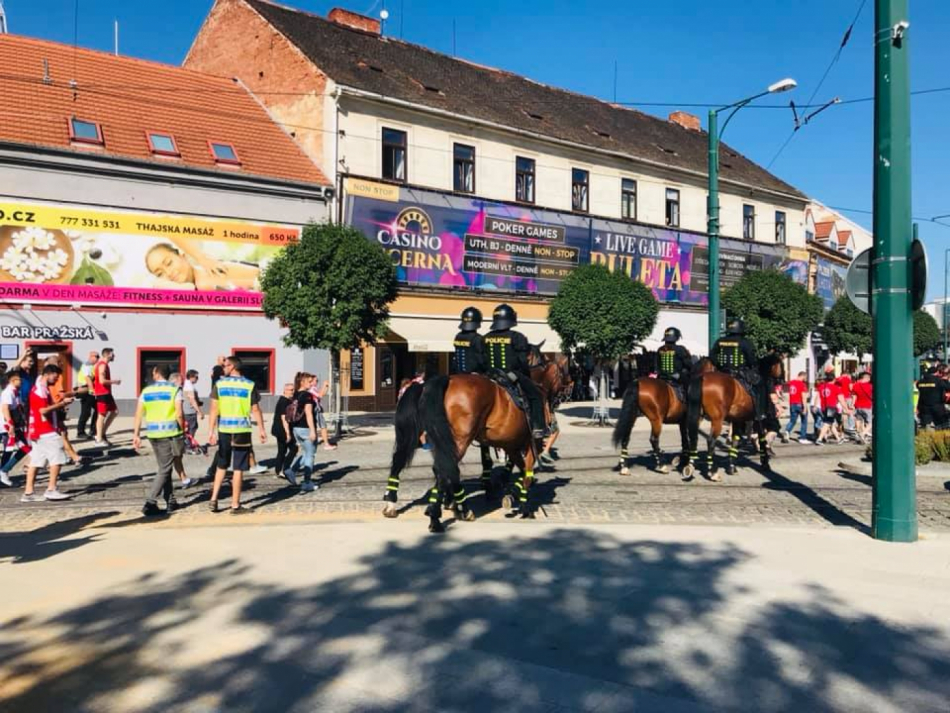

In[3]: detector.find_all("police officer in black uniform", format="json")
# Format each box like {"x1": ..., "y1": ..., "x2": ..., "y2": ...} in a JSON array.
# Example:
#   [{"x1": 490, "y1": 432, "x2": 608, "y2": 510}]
[
  {"x1": 452, "y1": 307, "x2": 486, "y2": 375},
  {"x1": 482, "y1": 303, "x2": 547, "y2": 438},
  {"x1": 656, "y1": 326, "x2": 692, "y2": 398},
  {"x1": 916, "y1": 366, "x2": 948, "y2": 430},
  {"x1": 710, "y1": 319, "x2": 764, "y2": 420}
]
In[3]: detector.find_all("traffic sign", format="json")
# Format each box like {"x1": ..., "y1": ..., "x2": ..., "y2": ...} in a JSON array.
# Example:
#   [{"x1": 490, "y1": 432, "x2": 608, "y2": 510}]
[
  {"x1": 910, "y1": 238, "x2": 927, "y2": 310},
  {"x1": 846, "y1": 248, "x2": 872, "y2": 315}
]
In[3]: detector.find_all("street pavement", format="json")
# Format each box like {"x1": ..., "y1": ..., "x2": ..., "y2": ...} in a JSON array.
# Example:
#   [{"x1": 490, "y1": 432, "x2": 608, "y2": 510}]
[{"x1": 1, "y1": 402, "x2": 949, "y2": 533}]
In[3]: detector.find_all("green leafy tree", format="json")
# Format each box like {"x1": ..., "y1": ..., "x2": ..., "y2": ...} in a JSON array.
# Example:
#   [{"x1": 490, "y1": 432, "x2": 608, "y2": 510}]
[
  {"x1": 914, "y1": 309, "x2": 941, "y2": 357},
  {"x1": 548, "y1": 263, "x2": 660, "y2": 362},
  {"x1": 260, "y1": 223, "x2": 398, "y2": 430},
  {"x1": 823, "y1": 296, "x2": 873, "y2": 357},
  {"x1": 721, "y1": 269, "x2": 823, "y2": 356}
]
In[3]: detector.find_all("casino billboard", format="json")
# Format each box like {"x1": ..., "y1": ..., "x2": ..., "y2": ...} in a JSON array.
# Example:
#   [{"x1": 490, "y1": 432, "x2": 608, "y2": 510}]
[{"x1": 344, "y1": 179, "x2": 808, "y2": 305}]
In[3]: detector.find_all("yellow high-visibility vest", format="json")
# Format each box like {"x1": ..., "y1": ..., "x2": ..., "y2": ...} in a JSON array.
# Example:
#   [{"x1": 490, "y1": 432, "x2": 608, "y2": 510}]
[
  {"x1": 142, "y1": 382, "x2": 182, "y2": 439},
  {"x1": 216, "y1": 376, "x2": 254, "y2": 434}
]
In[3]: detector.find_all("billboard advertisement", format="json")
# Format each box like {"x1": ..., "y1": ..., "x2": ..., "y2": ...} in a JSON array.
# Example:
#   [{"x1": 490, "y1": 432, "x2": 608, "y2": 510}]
[
  {"x1": 816, "y1": 256, "x2": 849, "y2": 309},
  {"x1": 0, "y1": 201, "x2": 299, "y2": 310},
  {"x1": 344, "y1": 179, "x2": 807, "y2": 305}
]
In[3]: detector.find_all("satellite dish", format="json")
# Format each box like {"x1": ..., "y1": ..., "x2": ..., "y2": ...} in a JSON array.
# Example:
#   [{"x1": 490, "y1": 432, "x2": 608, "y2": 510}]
[{"x1": 846, "y1": 248, "x2": 872, "y2": 315}]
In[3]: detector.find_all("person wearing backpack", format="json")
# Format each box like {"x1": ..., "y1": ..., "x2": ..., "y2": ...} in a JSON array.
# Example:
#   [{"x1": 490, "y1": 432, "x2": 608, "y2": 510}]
[
  {"x1": 272, "y1": 382, "x2": 298, "y2": 478},
  {"x1": 284, "y1": 372, "x2": 318, "y2": 492}
]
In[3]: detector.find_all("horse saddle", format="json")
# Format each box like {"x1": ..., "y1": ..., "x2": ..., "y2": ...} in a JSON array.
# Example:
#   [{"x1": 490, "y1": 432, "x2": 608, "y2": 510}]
[{"x1": 488, "y1": 369, "x2": 529, "y2": 413}]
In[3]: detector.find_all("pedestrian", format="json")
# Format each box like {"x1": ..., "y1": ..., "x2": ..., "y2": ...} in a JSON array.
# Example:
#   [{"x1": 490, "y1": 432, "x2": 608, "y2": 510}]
[
  {"x1": 287, "y1": 371, "x2": 319, "y2": 491},
  {"x1": 808, "y1": 380, "x2": 824, "y2": 441},
  {"x1": 45, "y1": 356, "x2": 86, "y2": 468},
  {"x1": 308, "y1": 376, "x2": 336, "y2": 451},
  {"x1": 20, "y1": 364, "x2": 74, "y2": 502},
  {"x1": 784, "y1": 371, "x2": 809, "y2": 444},
  {"x1": 0, "y1": 370, "x2": 28, "y2": 487},
  {"x1": 93, "y1": 348, "x2": 121, "y2": 447},
  {"x1": 210, "y1": 355, "x2": 226, "y2": 389},
  {"x1": 0, "y1": 361, "x2": 7, "y2": 389},
  {"x1": 836, "y1": 368, "x2": 857, "y2": 439},
  {"x1": 916, "y1": 366, "x2": 948, "y2": 431},
  {"x1": 168, "y1": 372, "x2": 196, "y2": 488},
  {"x1": 181, "y1": 369, "x2": 204, "y2": 443},
  {"x1": 75, "y1": 350, "x2": 99, "y2": 439},
  {"x1": 272, "y1": 382, "x2": 298, "y2": 477},
  {"x1": 208, "y1": 356, "x2": 266, "y2": 514},
  {"x1": 816, "y1": 372, "x2": 846, "y2": 445},
  {"x1": 132, "y1": 364, "x2": 186, "y2": 516},
  {"x1": 852, "y1": 371, "x2": 873, "y2": 443},
  {"x1": 14, "y1": 351, "x2": 35, "y2": 406}
]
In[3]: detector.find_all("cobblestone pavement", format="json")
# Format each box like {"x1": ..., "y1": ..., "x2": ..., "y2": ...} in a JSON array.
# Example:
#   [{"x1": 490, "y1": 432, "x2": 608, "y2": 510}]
[{"x1": 1, "y1": 421, "x2": 948, "y2": 533}]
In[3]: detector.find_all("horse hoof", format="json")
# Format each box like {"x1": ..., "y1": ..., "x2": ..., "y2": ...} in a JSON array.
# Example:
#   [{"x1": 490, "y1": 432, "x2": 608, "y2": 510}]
[
  {"x1": 520, "y1": 510, "x2": 536, "y2": 520},
  {"x1": 682, "y1": 465, "x2": 695, "y2": 480},
  {"x1": 620, "y1": 466, "x2": 630, "y2": 476},
  {"x1": 710, "y1": 471, "x2": 723, "y2": 483},
  {"x1": 502, "y1": 494, "x2": 515, "y2": 510},
  {"x1": 382, "y1": 502, "x2": 398, "y2": 519},
  {"x1": 612, "y1": 463, "x2": 624, "y2": 473},
  {"x1": 658, "y1": 464, "x2": 671, "y2": 474},
  {"x1": 428, "y1": 519, "x2": 445, "y2": 534},
  {"x1": 726, "y1": 467, "x2": 737, "y2": 476},
  {"x1": 457, "y1": 507, "x2": 476, "y2": 522}
]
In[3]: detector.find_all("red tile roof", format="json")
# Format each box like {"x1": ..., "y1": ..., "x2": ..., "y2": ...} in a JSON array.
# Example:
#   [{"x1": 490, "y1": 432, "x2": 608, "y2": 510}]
[
  {"x1": 837, "y1": 230, "x2": 852, "y2": 244},
  {"x1": 814, "y1": 221, "x2": 836, "y2": 240},
  {"x1": 0, "y1": 34, "x2": 328, "y2": 186}
]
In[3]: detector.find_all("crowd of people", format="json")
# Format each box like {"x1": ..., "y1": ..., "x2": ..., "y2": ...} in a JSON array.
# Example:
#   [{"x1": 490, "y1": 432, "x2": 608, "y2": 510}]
[
  {"x1": 772, "y1": 365, "x2": 874, "y2": 446},
  {"x1": 0, "y1": 349, "x2": 338, "y2": 515}
]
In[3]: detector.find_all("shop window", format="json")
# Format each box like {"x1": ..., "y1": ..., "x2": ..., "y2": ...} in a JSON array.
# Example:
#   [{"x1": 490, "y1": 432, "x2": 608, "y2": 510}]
[
  {"x1": 453, "y1": 143, "x2": 475, "y2": 193},
  {"x1": 147, "y1": 131, "x2": 180, "y2": 157},
  {"x1": 69, "y1": 117, "x2": 104, "y2": 145},
  {"x1": 621, "y1": 178, "x2": 637, "y2": 220},
  {"x1": 665, "y1": 188, "x2": 680, "y2": 227},
  {"x1": 138, "y1": 348, "x2": 184, "y2": 393},
  {"x1": 25, "y1": 342, "x2": 74, "y2": 393},
  {"x1": 382, "y1": 127, "x2": 407, "y2": 182},
  {"x1": 233, "y1": 349, "x2": 274, "y2": 393},
  {"x1": 209, "y1": 141, "x2": 241, "y2": 165}
]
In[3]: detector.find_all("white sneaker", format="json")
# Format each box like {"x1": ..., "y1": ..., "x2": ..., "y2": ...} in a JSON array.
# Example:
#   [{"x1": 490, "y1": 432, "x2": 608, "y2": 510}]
[
  {"x1": 798, "y1": 438, "x2": 811, "y2": 445},
  {"x1": 248, "y1": 464, "x2": 267, "y2": 475},
  {"x1": 0, "y1": 471, "x2": 11, "y2": 487},
  {"x1": 44, "y1": 489, "x2": 71, "y2": 501},
  {"x1": 180, "y1": 477, "x2": 195, "y2": 489},
  {"x1": 20, "y1": 492, "x2": 40, "y2": 502},
  {"x1": 300, "y1": 481, "x2": 318, "y2": 493}
]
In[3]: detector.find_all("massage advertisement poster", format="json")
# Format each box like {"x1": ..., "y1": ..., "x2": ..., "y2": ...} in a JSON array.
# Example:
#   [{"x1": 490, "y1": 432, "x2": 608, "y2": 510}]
[
  {"x1": 344, "y1": 179, "x2": 808, "y2": 305},
  {"x1": 0, "y1": 201, "x2": 300, "y2": 310}
]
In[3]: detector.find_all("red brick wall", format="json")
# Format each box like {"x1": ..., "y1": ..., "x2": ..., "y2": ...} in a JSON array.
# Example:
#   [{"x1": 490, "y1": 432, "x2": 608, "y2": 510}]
[{"x1": 185, "y1": 0, "x2": 332, "y2": 178}]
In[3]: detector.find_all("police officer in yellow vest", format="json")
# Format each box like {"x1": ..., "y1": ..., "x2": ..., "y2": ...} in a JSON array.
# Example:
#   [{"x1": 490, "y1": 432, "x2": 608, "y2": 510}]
[
  {"x1": 482, "y1": 303, "x2": 547, "y2": 438},
  {"x1": 208, "y1": 356, "x2": 267, "y2": 514},
  {"x1": 710, "y1": 318, "x2": 765, "y2": 420},
  {"x1": 132, "y1": 364, "x2": 185, "y2": 517},
  {"x1": 656, "y1": 327, "x2": 692, "y2": 396},
  {"x1": 452, "y1": 306, "x2": 487, "y2": 374}
]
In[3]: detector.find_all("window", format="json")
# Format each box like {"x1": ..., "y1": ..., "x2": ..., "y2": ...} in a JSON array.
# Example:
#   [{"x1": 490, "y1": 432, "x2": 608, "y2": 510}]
[
  {"x1": 147, "y1": 132, "x2": 180, "y2": 157},
  {"x1": 665, "y1": 188, "x2": 680, "y2": 227},
  {"x1": 69, "y1": 117, "x2": 103, "y2": 145},
  {"x1": 775, "y1": 211, "x2": 787, "y2": 244},
  {"x1": 743, "y1": 204, "x2": 756, "y2": 240},
  {"x1": 806, "y1": 230, "x2": 815, "y2": 243},
  {"x1": 621, "y1": 178, "x2": 637, "y2": 220},
  {"x1": 137, "y1": 348, "x2": 184, "y2": 394},
  {"x1": 515, "y1": 156, "x2": 535, "y2": 203},
  {"x1": 209, "y1": 141, "x2": 240, "y2": 165},
  {"x1": 233, "y1": 349, "x2": 274, "y2": 394},
  {"x1": 453, "y1": 143, "x2": 475, "y2": 193},
  {"x1": 571, "y1": 168, "x2": 589, "y2": 212},
  {"x1": 381, "y1": 127, "x2": 407, "y2": 181}
]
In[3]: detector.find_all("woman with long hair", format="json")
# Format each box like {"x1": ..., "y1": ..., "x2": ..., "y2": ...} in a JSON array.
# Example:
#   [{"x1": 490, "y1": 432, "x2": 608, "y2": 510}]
[{"x1": 286, "y1": 372, "x2": 318, "y2": 492}]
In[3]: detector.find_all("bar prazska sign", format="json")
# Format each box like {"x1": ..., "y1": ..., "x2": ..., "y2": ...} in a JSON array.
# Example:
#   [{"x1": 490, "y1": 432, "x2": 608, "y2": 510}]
[{"x1": 0, "y1": 201, "x2": 300, "y2": 310}]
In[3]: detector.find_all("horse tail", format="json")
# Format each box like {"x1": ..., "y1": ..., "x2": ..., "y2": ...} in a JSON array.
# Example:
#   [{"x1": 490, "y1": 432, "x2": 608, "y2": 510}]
[
  {"x1": 419, "y1": 375, "x2": 459, "y2": 482},
  {"x1": 390, "y1": 381, "x2": 425, "y2": 480},
  {"x1": 687, "y1": 372, "x2": 704, "y2": 452},
  {"x1": 612, "y1": 379, "x2": 640, "y2": 449}
]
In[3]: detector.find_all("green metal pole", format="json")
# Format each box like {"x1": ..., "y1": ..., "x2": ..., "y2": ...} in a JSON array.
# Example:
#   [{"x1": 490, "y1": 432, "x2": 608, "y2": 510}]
[
  {"x1": 707, "y1": 109, "x2": 720, "y2": 350},
  {"x1": 871, "y1": 0, "x2": 916, "y2": 542}
]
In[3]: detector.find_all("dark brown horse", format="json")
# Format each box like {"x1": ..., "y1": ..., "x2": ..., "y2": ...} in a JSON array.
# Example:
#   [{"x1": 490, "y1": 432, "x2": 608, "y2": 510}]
[
  {"x1": 386, "y1": 372, "x2": 549, "y2": 532},
  {"x1": 685, "y1": 353, "x2": 784, "y2": 481},
  {"x1": 611, "y1": 377, "x2": 691, "y2": 476}
]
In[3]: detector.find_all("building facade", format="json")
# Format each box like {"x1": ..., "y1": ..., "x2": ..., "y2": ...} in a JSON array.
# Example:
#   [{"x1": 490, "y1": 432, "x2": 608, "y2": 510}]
[
  {"x1": 188, "y1": 0, "x2": 817, "y2": 409},
  {"x1": 0, "y1": 35, "x2": 331, "y2": 411}
]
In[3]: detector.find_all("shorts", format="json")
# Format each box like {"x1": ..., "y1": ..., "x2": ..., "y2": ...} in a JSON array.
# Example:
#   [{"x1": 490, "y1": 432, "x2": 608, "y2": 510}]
[
  {"x1": 315, "y1": 411, "x2": 327, "y2": 430},
  {"x1": 855, "y1": 408, "x2": 872, "y2": 425},
  {"x1": 184, "y1": 413, "x2": 199, "y2": 438},
  {"x1": 216, "y1": 431, "x2": 252, "y2": 472},
  {"x1": 95, "y1": 394, "x2": 117, "y2": 415},
  {"x1": 29, "y1": 434, "x2": 68, "y2": 468},
  {"x1": 822, "y1": 408, "x2": 841, "y2": 424}
]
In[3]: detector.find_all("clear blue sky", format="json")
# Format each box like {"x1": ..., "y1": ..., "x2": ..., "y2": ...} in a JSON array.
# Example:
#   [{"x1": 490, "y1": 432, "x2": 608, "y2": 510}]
[{"x1": 6, "y1": 0, "x2": 950, "y2": 298}]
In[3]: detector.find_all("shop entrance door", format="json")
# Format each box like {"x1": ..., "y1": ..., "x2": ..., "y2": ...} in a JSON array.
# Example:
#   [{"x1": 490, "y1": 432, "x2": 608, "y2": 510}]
[
  {"x1": 26, "y1": 341, "x2": 73, "y2": 392},
  {"x1": 377, "y1": 343, "x2": 411, "y2": 411}
]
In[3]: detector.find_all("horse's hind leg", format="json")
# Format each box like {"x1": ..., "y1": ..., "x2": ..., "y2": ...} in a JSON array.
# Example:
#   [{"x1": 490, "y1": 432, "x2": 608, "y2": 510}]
[
  {"x1": 677, "y1": 421, "x2": 690, "y2": 471},
  {"x1": 650, "y1": 419, "x2": 668, "y2": 474},
  {"x1": 424, "y1": 484, "x2": 444, "y2": 533},
  {"x1": 616, "y1": 436, "x2": 631, "y2": 475},
  {"x1": 707, "y1": 418, "x2": 722, "y2": 482},
  {"x1": 514, "y1": 450, "x2": 537, "y2": 519},
  {"x1": 445, "y1": 449, "x2": 475, "y2": 523},
  {"x1": 382, "y1": 473, "x2": 400, "y2": 518},
  {"x1": 727, "y1": 430, "x2": 740, "y2": 476},
  {"x1": 480, "y1": 445, "x2": 495, "y2": 498},
  {"x1": 756, "y1": 420, "x2": 771, "y2": 471}
]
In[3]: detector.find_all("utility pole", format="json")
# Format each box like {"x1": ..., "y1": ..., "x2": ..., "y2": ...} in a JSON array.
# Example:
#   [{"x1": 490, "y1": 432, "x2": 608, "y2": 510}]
[
  {"x1": 707, "y1": 110, "x2": 721, "y2": 348},
  {"x1": 871, "y1": 0, "x2": 916, "y2": 542}
]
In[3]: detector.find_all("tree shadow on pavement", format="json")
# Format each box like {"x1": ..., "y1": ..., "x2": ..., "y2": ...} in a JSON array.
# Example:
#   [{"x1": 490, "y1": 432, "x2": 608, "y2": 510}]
[
  {"x1": 2, "y1": 529, "x2": 949, "y2": 712},
  {"x1": 0, "y1": 512, "x2": 119, "y2": 565}
]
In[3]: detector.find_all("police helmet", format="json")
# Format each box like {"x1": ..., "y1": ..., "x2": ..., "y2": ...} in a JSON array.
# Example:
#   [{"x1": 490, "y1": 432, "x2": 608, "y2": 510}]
[
  {"x1": 491, "y1": 303, "x2": 518, "y2": 330},
  {"x1": 663, "y1": 326, "x2": 682, "y2": 344},
  {"x1": 726, "y1": 319, "x2": 745, "y2": 335},
  {"x1": 459, "y1": 306, "x2": 483, "y2": 332}
]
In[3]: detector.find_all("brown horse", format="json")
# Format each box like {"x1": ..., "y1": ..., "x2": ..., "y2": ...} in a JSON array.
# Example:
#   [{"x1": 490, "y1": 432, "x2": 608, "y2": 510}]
[
  {"x1": 685, "y1": 353, "x2": 784, "y2": 481},
  {"x1": 611, "y1": 377, "x2": 691, "y2": 476},
  {"x1": 386, "y1": 372, "x2": 549, "y2": 532}
]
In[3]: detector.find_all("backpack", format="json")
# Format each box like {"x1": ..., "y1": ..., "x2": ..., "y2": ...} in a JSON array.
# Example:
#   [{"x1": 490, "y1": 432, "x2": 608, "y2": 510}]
[{"x1": 284, "y1": 396, "x2": 300, "y2": 426}]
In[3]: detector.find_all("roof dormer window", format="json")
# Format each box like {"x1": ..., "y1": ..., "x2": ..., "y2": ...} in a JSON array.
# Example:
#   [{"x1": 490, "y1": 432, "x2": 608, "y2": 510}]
[
  {"x1": 208, "y1": 141, "x2": 241, "y2": 165},
  {"x1": 69, "y1": 117, "x2": 104, "y2": 145},
  {"x1": 147, "y1": 132, "x2": 180, "y2": 157}
]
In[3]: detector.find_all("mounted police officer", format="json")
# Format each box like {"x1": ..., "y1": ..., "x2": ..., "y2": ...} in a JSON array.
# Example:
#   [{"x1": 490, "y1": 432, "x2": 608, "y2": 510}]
[
  {"x1": 916, "y1": 365, "x2": 948, "y2": 430},
  {"x1": 452, "y1": 306, "x2": 487, "y2": 375},
  {"x1": 710, "y1": 318, "x2": 765, "y2": 420},
  {"x1": 656, "y1": 326, "x2": 692, "y2": 399},
  {"x1": 482, "y1": 303, "x2": 547, "y2": 438}
]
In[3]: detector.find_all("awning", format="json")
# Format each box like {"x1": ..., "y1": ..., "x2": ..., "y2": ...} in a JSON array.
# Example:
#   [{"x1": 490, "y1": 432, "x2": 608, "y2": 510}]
[{"x1": 384, "y1": 316, "x2": 563, "y2": 353}]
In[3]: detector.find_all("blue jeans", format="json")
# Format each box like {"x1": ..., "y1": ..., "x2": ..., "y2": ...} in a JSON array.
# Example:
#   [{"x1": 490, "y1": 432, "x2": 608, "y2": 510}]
[
  {"x1": 292, "y1": 427, "x2": 316, "y2": 482},
  {"x1": 785, "y1": 403, "x2": 807, "y2": 439}
]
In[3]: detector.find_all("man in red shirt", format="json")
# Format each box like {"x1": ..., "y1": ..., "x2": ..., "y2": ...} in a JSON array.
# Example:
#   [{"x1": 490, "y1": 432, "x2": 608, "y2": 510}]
[
  {"x1": 836, "y1": 369, "x2": 857, "y2": 437},
  {"x1": 94, "y1": 348, "x2": 121, "y2": 448},
  {"x1": 784, "y1": 371, "x2": 809, "y2": 443},
  {"x1": 21, "y1": 364, "x2": 74, "y2": 502},
  {"x1": 816, "y1": 373, "x2": 846, "y2": 445},
  {"x1": 852, "y1": 371, "x2": 873, "y2": 444}
]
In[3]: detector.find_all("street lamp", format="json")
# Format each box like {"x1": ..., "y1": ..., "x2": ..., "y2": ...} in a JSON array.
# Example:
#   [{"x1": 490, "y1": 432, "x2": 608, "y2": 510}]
[{"x1": 707, "y1": 78, "x2": 797, "y2": 349}]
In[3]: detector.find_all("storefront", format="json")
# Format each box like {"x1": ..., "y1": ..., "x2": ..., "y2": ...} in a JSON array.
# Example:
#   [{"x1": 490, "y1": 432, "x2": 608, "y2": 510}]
[{"x1": 341, "y1": 178, "x2": 809, "y2": 411}]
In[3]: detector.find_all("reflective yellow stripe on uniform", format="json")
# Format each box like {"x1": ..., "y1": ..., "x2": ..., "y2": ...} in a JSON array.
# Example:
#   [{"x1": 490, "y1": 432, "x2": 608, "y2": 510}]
[
  {"x1": 217, "y1": 376, "x2": 254, "y2": 434},
  {"x1": 142, "y1": 382, "x2": 182, "y2": 439}
]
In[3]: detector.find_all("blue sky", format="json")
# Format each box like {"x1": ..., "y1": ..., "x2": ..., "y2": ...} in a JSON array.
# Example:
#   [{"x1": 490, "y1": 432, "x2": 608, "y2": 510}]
[{"x1": 6, "y1": 0, "x2": 950, "y2": 297}]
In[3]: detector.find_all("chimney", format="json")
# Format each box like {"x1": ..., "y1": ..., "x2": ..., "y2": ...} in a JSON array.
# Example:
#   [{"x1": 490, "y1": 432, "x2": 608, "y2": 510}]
[
  {"x1": 328, "y1": 8, "x2": 381, "y2": 35},
  {"x1": 668, "y1": 111, "x2": 701, "y2": 131}
]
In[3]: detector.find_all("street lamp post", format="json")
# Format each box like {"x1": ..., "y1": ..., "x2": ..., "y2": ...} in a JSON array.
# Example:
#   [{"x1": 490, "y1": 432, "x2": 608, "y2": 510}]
[{"x1": 707, "y1": 78, "x2": 797, "y2": 350}]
